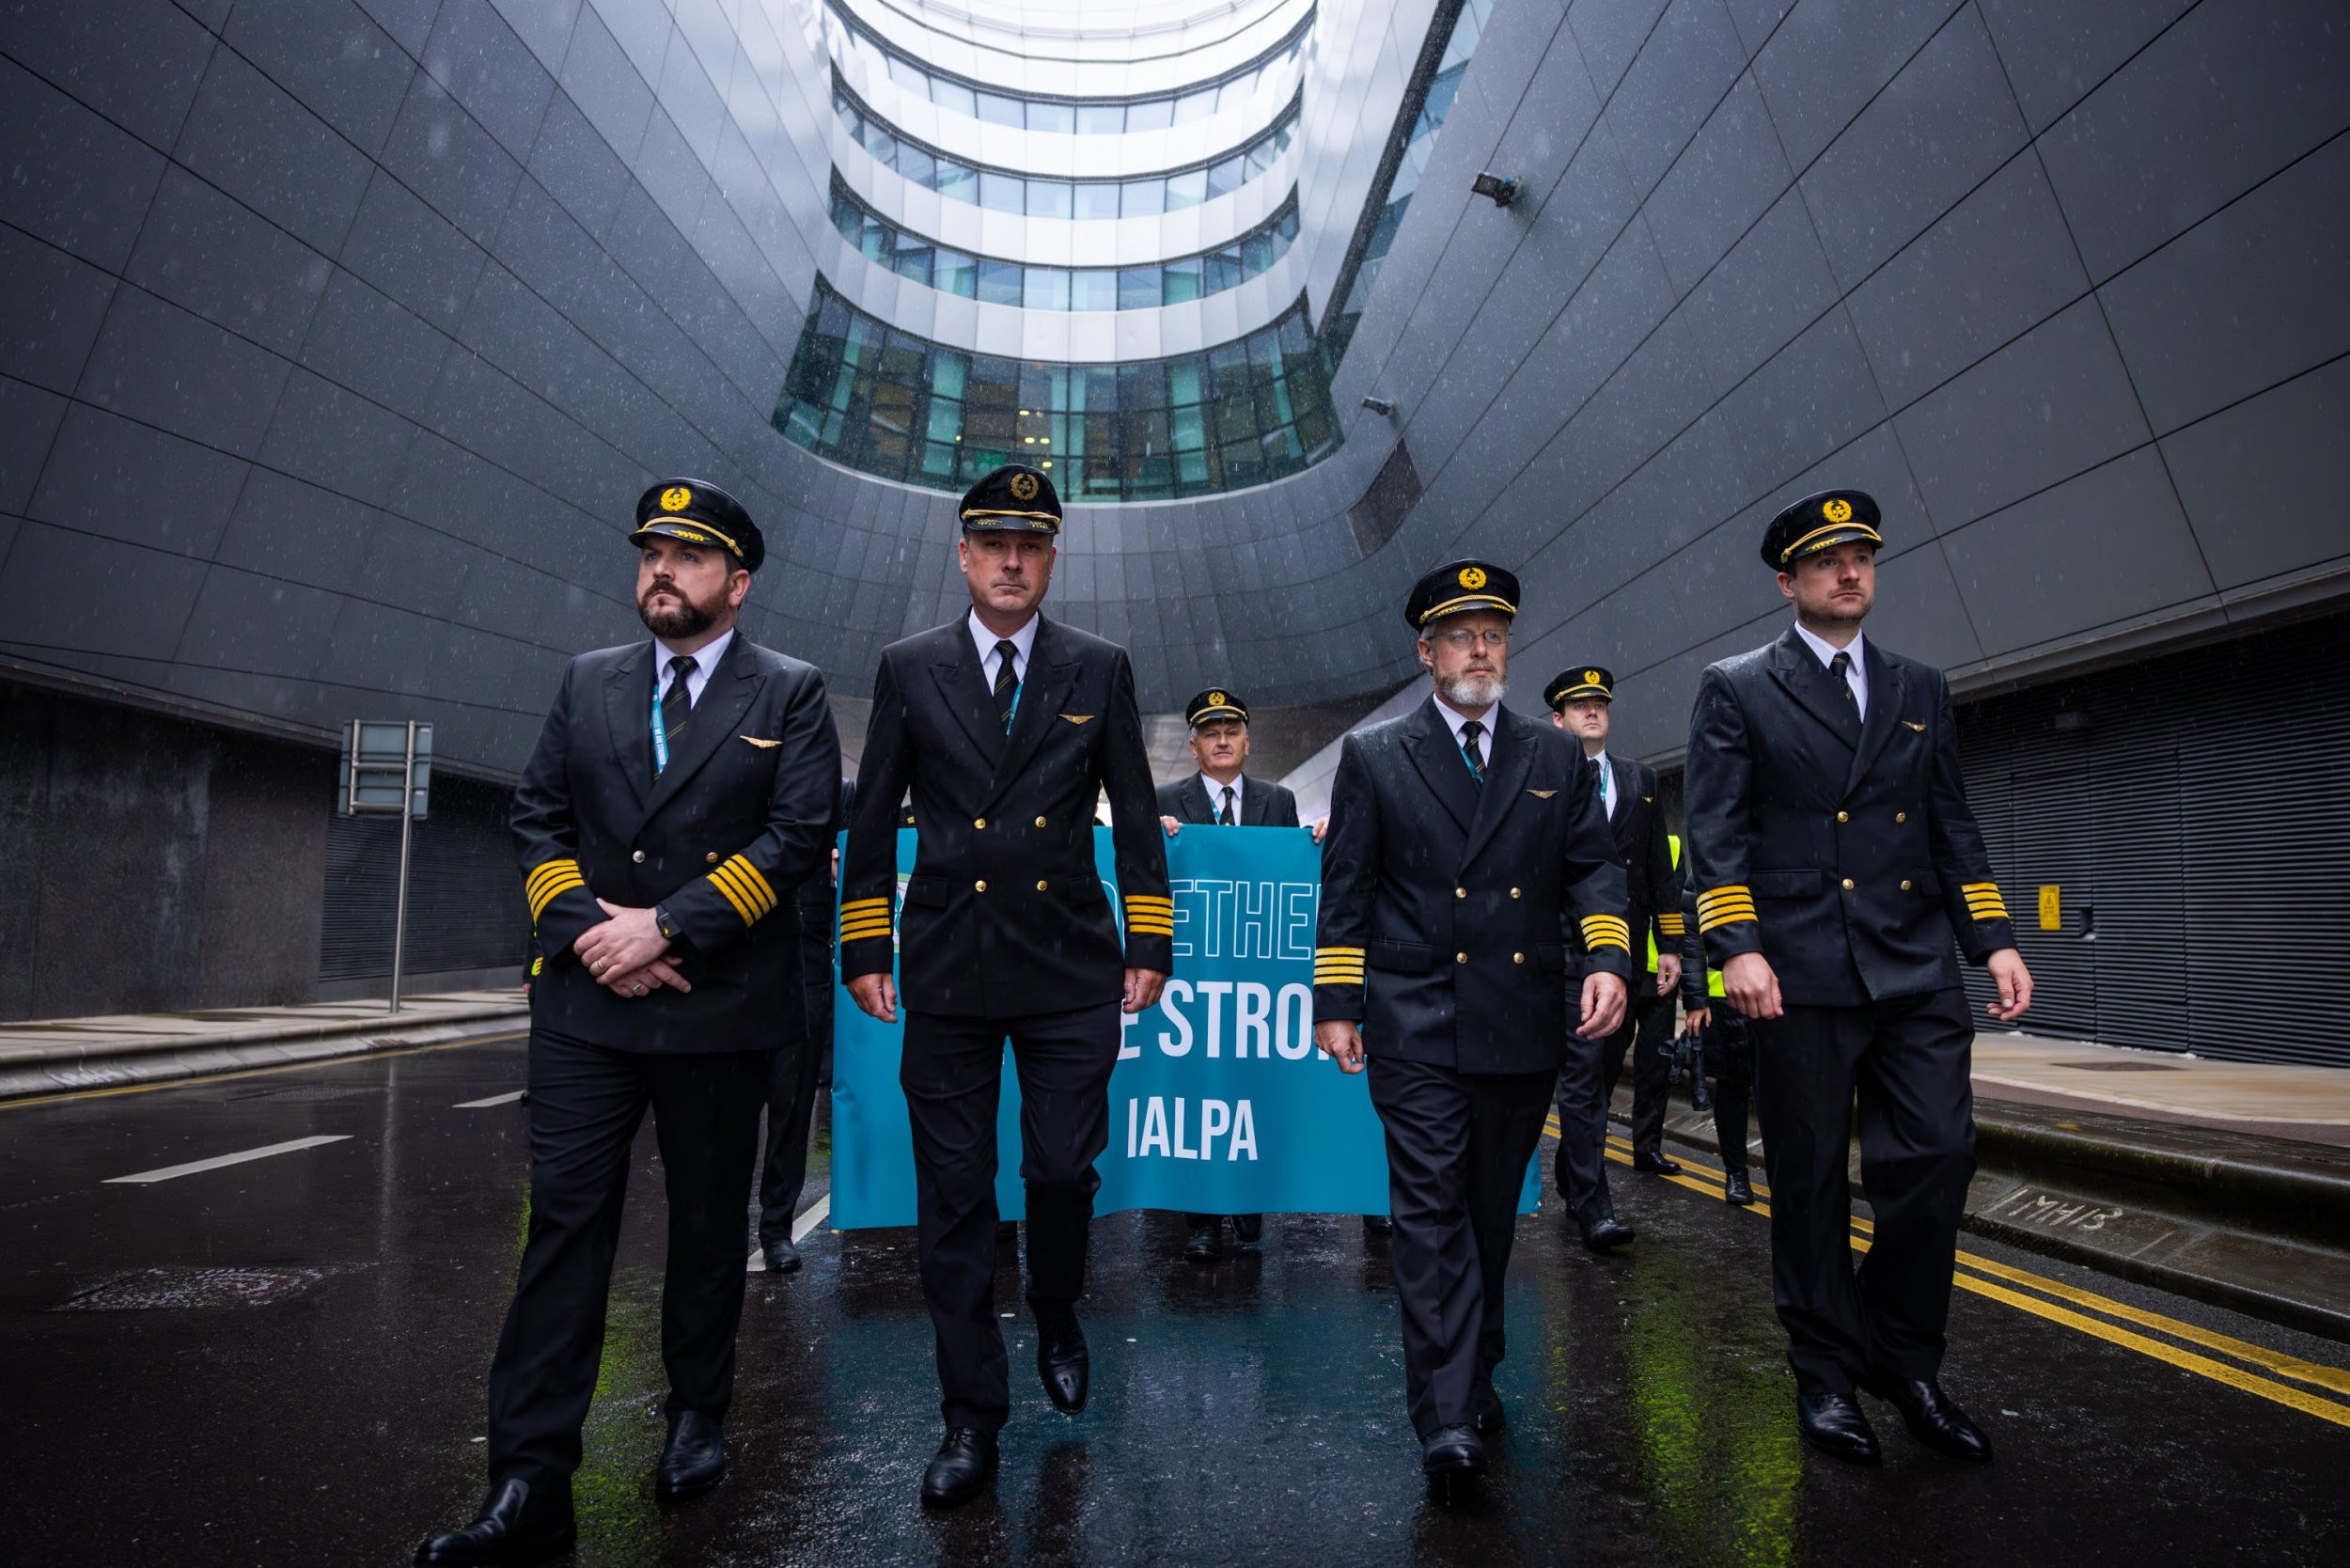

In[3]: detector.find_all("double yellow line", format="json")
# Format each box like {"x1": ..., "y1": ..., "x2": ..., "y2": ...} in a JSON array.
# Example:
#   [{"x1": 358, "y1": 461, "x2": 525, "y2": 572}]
[{"x1": 1543, "y1": 1117, "x2": 2350, "y2": 1430}]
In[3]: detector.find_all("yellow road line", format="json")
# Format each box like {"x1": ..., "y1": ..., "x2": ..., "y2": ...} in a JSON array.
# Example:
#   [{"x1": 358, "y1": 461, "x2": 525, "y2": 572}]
[
  {"x1": 1546, "y1": 1118, "x2": 2350, "y2": 1424},
  {"x1": 0, "y1": 1030, "x2": 527, "y2": 1111}
]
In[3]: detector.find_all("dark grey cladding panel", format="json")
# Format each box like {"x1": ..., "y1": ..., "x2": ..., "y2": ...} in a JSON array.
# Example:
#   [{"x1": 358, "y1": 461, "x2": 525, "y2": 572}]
[
  {"x1": 1860, "y1": 535, "x2": 1981, "y2": 671},
  {"x1": 1565, "y1": 0, "x2": 1671, "y2": 99},
  {"x1": 381, "y1": 70, "x2": 527, "y2": 245},
  {"x1": 1749, "y1": 0, "x2": 1962, "y2": 169},
  {"x1": 1721, "y1": 0, "x2": 1793, "y2": 59},
  {"x1": 213, "y1": 469, "x2": 380, "y2": 594},
  {"x1": 1601, "y1": 0, "x2": 1746, "y2": 201},
  {"x1": 1938, "y1": 447, "x2": 2209, "y2": 656},
  {"x1": 528, "y1": 89, "x2": 635, "y2": 235},
  {"x1": 492, "y1": 0, "x2": 585, "y2": 69},
  {"x1": 177, "y1": 47, "x2": 378, "y2": 254},
  {"x1": 314, "y1": 595, "x2": 443, "y2": 696},
  {"x1": 2037, "y1": 0, "x2": 2350, "y2": 281},
  {"x1": 339, "y1": 168, "x2": 494, "y2": 331},
  {"x1": 1753, "y1": 420, "x2": 1936, "y2": 545},
  {"x1": 1638, "y1": 74, "x2": 1794, "y2": 296},
  {"x1": 1976, "y1": 0, "x2": 2193, "y2": 133},
  {"x1": 0, "y1": 0, "x2": 212, "y2": 149},
  {"x1": 419, "y1": 0, "x2": 560, "y2": 158},
  {"x1": 1676, "y1": 187, "x2": 1838, "y2": 400},
  {"x1": 1463, "y1": 0, "x2": 1572, "y2": 142},
  {"x1": 0, "y1": 381, "x2": 69, "y2": 516},
  {"x1": 1798, "y1": 5, "x2": 2027, "y2": 292},
  {"x1": 1843, "y1": 149, "x2": 2085, "y2": 412},
  {"x1": 355, "y1": 0, "x2": 443, "y2": 56},
  {"x1": 0, "y1": 227, "x2": 117, "y2": 395},
  {"x1": 126, "y1": 169, "x2": 337, "y2": 359},
  {"x1": 0, "y1": 523, "x2": 210, "y2": 660},
  {"x1": 30, "y1": 401, "x2": 252, "y2": 561},
  {"x1": 2161, "y1": 355, "x2": 2350, "y2": 590},
  {"x1": 357, "y1": 510, "x2": 486, "y2": 616},
  {"x1": 299, "y1": 272, "x2": 455, "y2": 419},
  {"x1": 656, "y1": 12, "x2": 729, "y2": 167},
  {"x1": 260, "y1": 368, "x2": 419, "y2": 506},
  {"x1": 224, "y1": 0, "x2": 417, "y2": 155},
  {"x1": 1894, "y1": 297, "x2": 2148, "y2": 529},
  {"x1": 556, "y1": 2, "x2": 656, "y2": 154},
  {"x1": 1714, "y1": 307, "x2": 1887, "y2": 498},
  {"x1": 0, "y1": 55, "x2": 168, "y2": 271},
  {"x1": 2098, "y1": 131, "x2": 2350, "y2": 437},
  {"x1": 175, "y1": 565, "x2": 352, "y2": 680},
  {"x1": 77, "y1": 289, "x2": 291, "y2": 460}
]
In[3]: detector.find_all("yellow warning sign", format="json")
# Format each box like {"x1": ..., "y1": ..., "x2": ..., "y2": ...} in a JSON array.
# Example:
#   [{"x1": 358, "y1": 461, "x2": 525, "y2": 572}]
[{"x1": 2038, "y1": 886, "x2": 2061, "y2": 932}]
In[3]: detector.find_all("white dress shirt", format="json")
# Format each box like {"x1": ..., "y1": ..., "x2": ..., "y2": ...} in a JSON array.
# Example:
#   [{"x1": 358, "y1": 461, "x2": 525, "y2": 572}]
[
  {"x1": 652, "y1": 626, "x2": 734, "y2": 707},
  {"x1": 1588, "y1": 748, "x2": 1617, "y2": 818},
  {"x1": 968, "y1": 608, "x2": 1039, "y2": 690},
  {"x1": 1794, "y1": 621, "x2": 1869, "y2": 718},
  {"x1": 1430, "y1": 693, "x2": 1497, "y2": 773},
  {"x1": 1200, "y1": 772, "x2": 1244, "y2": 823}
]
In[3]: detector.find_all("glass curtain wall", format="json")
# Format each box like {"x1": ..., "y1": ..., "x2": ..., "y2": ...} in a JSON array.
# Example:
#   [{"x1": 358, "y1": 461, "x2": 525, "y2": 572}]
[{"x1": 775, "y1": 277, "x2": 1340, "y2": 500}]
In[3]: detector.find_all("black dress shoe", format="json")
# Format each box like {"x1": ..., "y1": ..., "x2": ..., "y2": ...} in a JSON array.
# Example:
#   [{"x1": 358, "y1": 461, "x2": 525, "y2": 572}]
[
  {"x1": 920, "y1": 1427, "x2": 998, "y2": 1508},
  {"x1": 1633, "y1": 1151, "x2": 1683, "y2": 1177},
  {"x1": 1036, "y1": 1306, "x2": 1089, "y2": 1414},
  {"x1": 1420, "y1": 1424, "x2": 1488, "y2": 1475},
  {"x1": 1722, "y1": 1168, "x2": 1755, "y2": 1206},
  {"x1": 1184, "y1": 1217, "x2": 1223, "y2": 1262},
  {"x1": 1796, "y1": 1392, "x2": 1882, "y2": 1462},
  {"x1": 1863, "y1": 1375, "x2": 1993, "y2": 1461},
  {"x1": 1471, "y1": 1382, "x2": 1506, "y2": 1434},
  {"x1": 762, "y1": 1236, "x2": 803, "y2": 1274},
  {"x1": 415, "y1": 1478, "x2": 575, "y2": 1565},
  {"x1": 1579, "y1": 1216, "x2": 1636, "y2": 1251},
  {"x1": 1362, "y1": 1215, "x2": 1392, "y2": 1235},
  {"x1": 655, "y1": 1409, "x2": 728, "y2": 1499},
  {"x1": 1231, "y1": 1213, "x2": 1264, "y2": 1246}
]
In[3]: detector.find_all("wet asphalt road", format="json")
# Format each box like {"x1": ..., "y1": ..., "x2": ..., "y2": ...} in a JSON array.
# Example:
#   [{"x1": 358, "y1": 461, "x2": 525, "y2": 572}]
[{"x1": 2, "y1": 1034, "x2": 2346, "y2": 1566}]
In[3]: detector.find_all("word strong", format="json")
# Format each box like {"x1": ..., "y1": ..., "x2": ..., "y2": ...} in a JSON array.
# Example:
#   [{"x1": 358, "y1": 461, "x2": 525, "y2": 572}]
[{"x1": 1128, "y1": 1096, "x2": 1259, "y2": 1162}]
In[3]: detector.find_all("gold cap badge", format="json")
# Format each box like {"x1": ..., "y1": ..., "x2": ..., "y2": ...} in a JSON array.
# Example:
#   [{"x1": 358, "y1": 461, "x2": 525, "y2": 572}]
[
  {"x1": 662, "y1": 485, "x2": 693, "y2": 512},
  {"x1": 1584, "y1": 669, "x2": 1601, "y2": 685},
  {"x1": 1010, "y1": 472, "x2": 1040, "y2": 502},
  {"x1": 1459, "y1": 566, "x2": 1487, "y2": 589},
  {"x1": 1823, "y1": 497, "x2": 1852, "y2": 523},
  {"x1": 1208, "y1": 691, "x2": 1226, "y2": 708}
]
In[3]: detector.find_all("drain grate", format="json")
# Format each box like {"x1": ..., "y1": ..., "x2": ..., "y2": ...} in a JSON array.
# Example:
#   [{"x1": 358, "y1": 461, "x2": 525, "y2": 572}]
[
  {"x1": 2049, "y1": 1060, "x2": 2187, "y2": 1073},
  {"x1": 55, "y1": 1265, "x2": 343, "y2": 1311}
]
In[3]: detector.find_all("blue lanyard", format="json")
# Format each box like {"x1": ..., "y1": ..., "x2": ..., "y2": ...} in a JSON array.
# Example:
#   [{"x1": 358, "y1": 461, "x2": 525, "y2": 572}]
[{"x1": 651, "y1": 666, "x2": 679, "y2": 774}]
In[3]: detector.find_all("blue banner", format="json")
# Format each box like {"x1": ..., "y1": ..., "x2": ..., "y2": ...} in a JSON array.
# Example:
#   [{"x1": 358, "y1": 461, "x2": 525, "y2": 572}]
[{"x1": 829, "y1": 826, "x2": 1543, "y2": 1228}]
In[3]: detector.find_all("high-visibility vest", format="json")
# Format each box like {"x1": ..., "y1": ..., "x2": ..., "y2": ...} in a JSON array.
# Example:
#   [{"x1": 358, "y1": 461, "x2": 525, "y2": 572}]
[{"x1": 1653, "y1": 834, "x2": 1726, "y2": 998}]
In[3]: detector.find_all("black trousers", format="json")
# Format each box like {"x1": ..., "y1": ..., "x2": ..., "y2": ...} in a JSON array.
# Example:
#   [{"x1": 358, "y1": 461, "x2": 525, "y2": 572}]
[
  {"x1": 901, "y1": 1002, "x2": 1120, "y2": 1432},
  {"x1": 758, "y1": 916, "x2": 835, "y2": 1247},
  {"x1": 1366, "y1": 1056, "x2": 1553, "y2": 1439},
  {"x1": 1702, "y1": 1006, "x2": 1756, "y2": 1172},
  {"x1": 1751, "y1": 988, "x2": 1975, "y2": 1394},
  {"x1": 1553, "y1": 982, "x2": 1671, "y2": 1222},
  {"x1": 485, "y1": 1030, "x2": 770, "y2": 1485}
]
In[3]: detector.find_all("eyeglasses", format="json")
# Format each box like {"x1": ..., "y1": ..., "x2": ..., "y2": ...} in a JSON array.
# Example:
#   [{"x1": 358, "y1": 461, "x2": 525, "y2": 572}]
[{"x1": 1429, "y1": 627, "x2": 1512, "y2": 650}]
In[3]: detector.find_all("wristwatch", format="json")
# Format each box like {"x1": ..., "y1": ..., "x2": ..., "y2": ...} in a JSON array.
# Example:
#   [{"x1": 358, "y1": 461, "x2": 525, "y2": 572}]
[{"x1": 653, "y1": 903, "x2": 682, "y2": 942}]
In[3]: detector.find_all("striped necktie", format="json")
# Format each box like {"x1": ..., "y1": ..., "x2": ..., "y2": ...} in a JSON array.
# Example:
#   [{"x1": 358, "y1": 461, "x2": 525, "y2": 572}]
[
  {"x1": 1460, "y1": 721, "x2": 1485, "y2": 784},
  {"x1": 657, "y1": 655, "x2": 695, "y2": 776},
  {"x1": 1217, "y1": 785, "x2": 1235, "y2": 825},
  {"x1": 992, "y1": 640, "x2": 1020, "y2": 729}
]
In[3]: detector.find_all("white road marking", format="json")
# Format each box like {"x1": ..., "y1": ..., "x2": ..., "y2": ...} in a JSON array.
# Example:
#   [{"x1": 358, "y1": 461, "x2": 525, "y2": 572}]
[
  {"x1": 105, "y1": 1136, "x2": 352, "y2": 1185},
  {"x1": 745, "y1": 1194, "x2": 834, "y2": 1270},
  {"x1": 454, "y1": 1091, "x2": 525, "y2": 1108}
]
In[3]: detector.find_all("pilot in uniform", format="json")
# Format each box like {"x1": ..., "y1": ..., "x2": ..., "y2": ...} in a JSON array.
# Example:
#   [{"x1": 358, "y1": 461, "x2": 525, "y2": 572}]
[
  {"x1": 1684, "y1": 490, "x2": 2033, "y2": 1465},
  {"x1": 1312, "y1": 560, "x2": 1630, "y2": 1478},
  {"x1": 838, "y1": 464, "x2": 1172, "y2": 1508}
]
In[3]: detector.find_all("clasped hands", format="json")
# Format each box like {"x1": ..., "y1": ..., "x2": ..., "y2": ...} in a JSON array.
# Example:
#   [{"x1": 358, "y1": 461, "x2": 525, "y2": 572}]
[{"x1": 572, "y1": 901, "x2": 691, "y2": 999}]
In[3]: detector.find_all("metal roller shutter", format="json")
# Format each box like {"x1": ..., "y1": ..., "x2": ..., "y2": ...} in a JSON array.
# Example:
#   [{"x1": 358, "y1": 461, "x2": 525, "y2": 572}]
[
  {"x1": 319, "y1": 775, "x2": 528, "y2": 981},
  {"x1": 1956, "y1": 610, "x2": 2350, "y2": 1067}
]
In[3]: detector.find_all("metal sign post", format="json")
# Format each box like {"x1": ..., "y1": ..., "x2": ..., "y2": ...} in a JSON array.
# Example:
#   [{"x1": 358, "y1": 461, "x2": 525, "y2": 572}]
[{"x1": 339, "y1": 720, "x2": 433, "y2": 1014}]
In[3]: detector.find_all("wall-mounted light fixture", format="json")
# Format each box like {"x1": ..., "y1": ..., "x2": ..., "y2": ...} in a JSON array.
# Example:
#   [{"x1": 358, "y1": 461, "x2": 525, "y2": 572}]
[
  {"x1": 1361, "y1": 396, "x2": 1395, "y2": 416},
  {"x1": 1470, "y1": 171, "x2": 1518, "y2": 208}
]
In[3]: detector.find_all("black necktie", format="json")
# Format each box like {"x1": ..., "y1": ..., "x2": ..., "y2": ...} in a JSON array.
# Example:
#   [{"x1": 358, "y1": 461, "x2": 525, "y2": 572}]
[
  {"x1": 1590, "y1": 756, "x2": 1606, "y2": 811},
  {"x1": 1828, "y1": 650, "x2": 1854, "y2": 702},
  {"x1": 992, "y1": 639, "x2": 1019, "y2": 729},
  {"x1": 656, "y1": 655, "x2": 695, "y2": 775},
  {"x1": 1217, "y1": 785, "x2": 1235, "y2": 826},
  {"x1": 1460, "y1": 721, "x2": 1485, "y2": 784}
]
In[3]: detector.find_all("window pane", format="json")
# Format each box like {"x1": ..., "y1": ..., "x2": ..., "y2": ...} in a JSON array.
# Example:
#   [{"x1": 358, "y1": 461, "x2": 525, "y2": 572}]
[
  {"x1": 1120, "y1": 363, "x2": 1167, "y2": 408},
  {"x1": 1071, "y1": 270, "x2": 1119, "y2": 311},
  {"x1": 1172, "y1": 87, "x2": 1217, "y2": 123},
  {"x1": 1026, "y1": 180, "x2": 1073, "y2": 219},
  {"x1": 1120, "y1": 178, "x2": 1164, "y2": 218},
  {"x1": 1241, "y1": 229, "x2": 1274, "y2": 275},
  {"x1": 1205, "y1": 156, "x2": 1244, "y2": 200},
  {"x1": 1124, "y1": 95, "x2": 1173, "y2": 131},
  {"x1": 890, "y1": 57, "x2": 927, "y2": 96},
  {"x1": 1245, "y1": 136, "x2": 1277, "y2": 178},
  {"x1": 1073, "y1": 181, "x2": 1121, "y2": 219},
  {"x1": 860, "y1": 213, "x2": 890, "y2": 264},
  {"x1": 933, "y1": 81, "x2": 977, "y2": 118},
  {"x1": 896, "y1": 143, "x2": 935, "y2": 189},
  {"x1": 980, "y1": 170, "x2": 1024, "y2": 213},
  {"x1": 1205, "y1": 248, "x2": 1243, "y2": 293},
  {"x1": 934, "y1": 249, "x2": 977, "y2": 296},
  {"x1": 976, "y1": 92, "x2": 1023, "y2": 127},
  {"x1": 831, "y1": 186, "x2": 860, "y2": 240},
  {"x1": 936, "y1": 161, "x2": 978, "y2": 204},
  {"x1": 1118, "y1": 266, "x2": 1161, "y2": 310},
  {"x1": 1026, "y1": 100, "x2": 1073, "y2": 133},
  {"x1": 893, "y1": 238, "x2": 932, "y2": 284},
  {"x1": 977, "y1": 259, "x2": 1023, "y2": 306},
  {"x1": 1161, "y1": 255, "x2": 1201, "y2": 305},
  {"x1": 1076, "y1": 102, "x2": 1125, "y2": 133},
  {"x1": 1023, "y1": 267, "x2": 1070, "y2": 311},
  {"x1": 1169, "y1": 403, "x2": 1206, "y2": 449},
  {"x1": 1165, "y1": 168, "x2": 1207, "y2": 210},
  {"x1": 860, "y1": 119, "x2": 895, "y2": 166}
]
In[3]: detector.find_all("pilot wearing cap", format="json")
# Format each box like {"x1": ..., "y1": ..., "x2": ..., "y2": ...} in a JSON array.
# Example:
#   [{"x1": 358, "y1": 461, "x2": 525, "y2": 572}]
[
  {"x1": 423, "y1": 479, "x2": 839, "y2": 1564},
  {"x1": 839, "y1": 463, "x2": 1172, "y2": 1509},
  {"x1": 1684, "y1": 488, "x2": 2032, "y2": 1466},
  {"x1": 1151, "y1": 688, "x2": 1303, "y2": 1263},
  {"x1": 1543, "y1": 663, "x2": 1684, "y2": 1254},
  {"x1": 1312, "y1": 559, "x2": 1630, "y2": 1479}
]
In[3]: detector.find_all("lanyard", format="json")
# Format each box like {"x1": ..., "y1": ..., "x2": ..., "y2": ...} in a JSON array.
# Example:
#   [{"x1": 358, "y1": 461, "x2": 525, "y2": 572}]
[{"x1": 651, "y1": 665, "x2": 682, "y2": 774}]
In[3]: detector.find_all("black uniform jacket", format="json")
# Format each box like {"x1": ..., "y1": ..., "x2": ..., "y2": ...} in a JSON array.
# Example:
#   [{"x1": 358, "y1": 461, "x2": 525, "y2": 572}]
[
  {"x1": 1684, "y1": 624, "x2": 2016, "y2": 1007},
  {"x1": 1601, "y1": 753, "x2": 1683, "y2": 973},
  {"x1": 512, "y1": 635, "x2": 840, "y2": 1051},
  {"x1": 1313, "y1": 698, "x2": 1633, "y2": 1074},
  {"x1": 840, "y1": 614, "x2": 1173, "y2": 1018},
  {"x1": 1155, "y1": 773, "x2": 1301, "y2": 828}
]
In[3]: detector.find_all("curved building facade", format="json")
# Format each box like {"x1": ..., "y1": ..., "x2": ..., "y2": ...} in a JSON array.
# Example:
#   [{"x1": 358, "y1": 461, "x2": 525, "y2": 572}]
[{"x1": 3, "y1": 0, "x2": 2347, "y2": 1055}]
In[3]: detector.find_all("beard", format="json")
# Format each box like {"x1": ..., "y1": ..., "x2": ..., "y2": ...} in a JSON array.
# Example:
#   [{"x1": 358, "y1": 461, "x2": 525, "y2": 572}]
[
  {"x1": 1436, "y1": 670, "x2": 1505, "y2": 710},
  {"x1": 638, "y1": 581, "x2": 721, "y2": 640}
]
